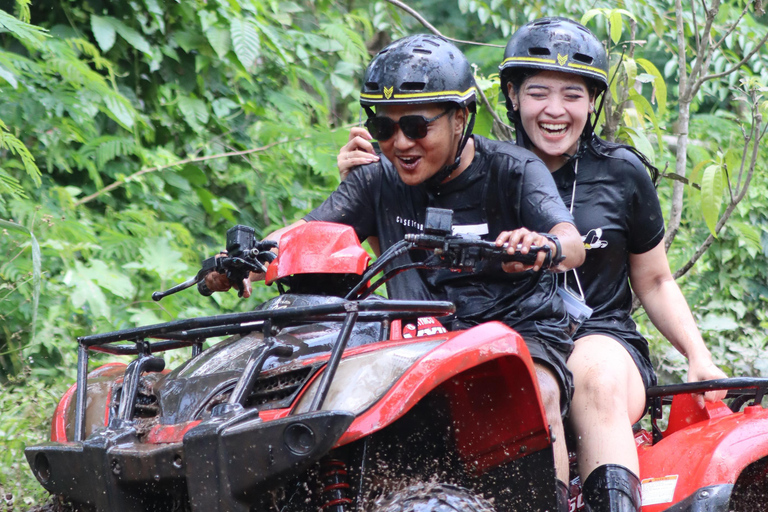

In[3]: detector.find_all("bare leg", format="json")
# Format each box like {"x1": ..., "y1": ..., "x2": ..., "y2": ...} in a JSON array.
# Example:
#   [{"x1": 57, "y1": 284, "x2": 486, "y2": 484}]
[
  {"x1": 567, "y1": 335, "x2": 647, "y2": 479},
  {"x1": 535, "y1": 363, "x2": 569, "y2": 483}
]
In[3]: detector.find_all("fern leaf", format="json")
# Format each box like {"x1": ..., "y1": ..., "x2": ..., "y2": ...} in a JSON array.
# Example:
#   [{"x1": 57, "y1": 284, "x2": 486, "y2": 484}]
[
  {"x1": 0, "y1": 8, "x2": 47, "y2": 46},
  {"x1": 0, "y1": 119, "x2": 40, "y2": 185}
]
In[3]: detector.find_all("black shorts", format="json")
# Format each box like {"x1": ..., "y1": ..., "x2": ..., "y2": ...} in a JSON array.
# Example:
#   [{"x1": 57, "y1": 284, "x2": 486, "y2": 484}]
[{"x1": 525, "y1": 336, "x2": 575, "y2": 418}]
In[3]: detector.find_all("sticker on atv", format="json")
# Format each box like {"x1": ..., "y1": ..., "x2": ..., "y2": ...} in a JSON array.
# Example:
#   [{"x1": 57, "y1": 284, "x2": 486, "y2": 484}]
[
  {"x1": 403, "y1": 317, "x2": 448, "y2": 338},
  {"x1": 641, "y1": 475, "x2": 678, "y2": 506}
]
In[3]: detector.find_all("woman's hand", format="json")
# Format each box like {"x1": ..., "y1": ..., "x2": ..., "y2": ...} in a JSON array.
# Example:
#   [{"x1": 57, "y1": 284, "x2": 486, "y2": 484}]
[
  {"x1": 687, "y1": 355, "x2": 728, "y2": 407},
  {"x1": 495, "y1": 228, "x2": 556, "y2": 273},
  {"x1": 338, "y1": 127, "x2": 379, "y2": 181}
]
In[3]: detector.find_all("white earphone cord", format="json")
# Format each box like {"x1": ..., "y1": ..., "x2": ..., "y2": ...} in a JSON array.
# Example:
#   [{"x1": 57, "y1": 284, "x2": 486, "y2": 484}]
[{"x1": 568, "y1": 158, "x2": 587, "y2": 301}]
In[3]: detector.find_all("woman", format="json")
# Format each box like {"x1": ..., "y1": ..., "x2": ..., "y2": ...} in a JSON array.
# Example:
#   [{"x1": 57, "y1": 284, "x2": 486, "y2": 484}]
[{"x1": 337, "y1": 18, "x2": 727, "y2": 512}]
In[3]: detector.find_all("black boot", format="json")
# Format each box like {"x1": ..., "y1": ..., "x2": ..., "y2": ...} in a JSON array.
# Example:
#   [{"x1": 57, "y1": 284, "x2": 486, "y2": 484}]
[
  {"x1": 582, "y1": 464, "x2": 641, "y2": 512},
  {"x1": 556, "y1": 479, "x2": 570, "y2": 512}
]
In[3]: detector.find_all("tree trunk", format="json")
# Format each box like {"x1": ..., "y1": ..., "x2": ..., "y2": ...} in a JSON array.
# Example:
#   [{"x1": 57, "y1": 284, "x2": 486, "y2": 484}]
[{"x1": 664, "y1": 99, "x2": 690, "y2": 251}]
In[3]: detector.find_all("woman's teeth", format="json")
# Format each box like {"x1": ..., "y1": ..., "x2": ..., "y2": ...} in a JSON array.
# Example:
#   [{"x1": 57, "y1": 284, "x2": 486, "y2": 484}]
[{"x1": 540, "y1": 123, "x2": 567, "y2": 134}]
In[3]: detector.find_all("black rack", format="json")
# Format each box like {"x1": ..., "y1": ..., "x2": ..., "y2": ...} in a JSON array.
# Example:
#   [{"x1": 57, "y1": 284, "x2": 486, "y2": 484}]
[
  {"x1": 72, "y1": 299, "x2": 455, "y2": 442},
  {"x1": 646, "y1": 377, "x2": 768, "y2": 443}
]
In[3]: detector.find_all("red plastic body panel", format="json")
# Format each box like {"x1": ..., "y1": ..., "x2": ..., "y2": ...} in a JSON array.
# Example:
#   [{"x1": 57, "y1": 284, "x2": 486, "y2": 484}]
[
  {"x1": 265, "y1": 222, "x2": 370, "y2": 284},
  {"x1": 51, "y1": 363, "x2": 127, "y2": 443},
  {"x1": 331, "y1": 321, "x2": 550, "y2": 474},
  {"x1": 638, "y1": 393, "x2": 768, "y2": 511},
  {"x1": 143, "y1": 409, "x2": 292, "y2": 444},
  {"x1": 146, "y1": 421, "x2": 202, "y2": 444}
]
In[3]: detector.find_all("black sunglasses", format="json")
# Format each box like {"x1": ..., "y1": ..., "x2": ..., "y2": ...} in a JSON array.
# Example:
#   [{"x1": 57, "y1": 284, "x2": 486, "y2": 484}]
[{"x1": 365, "y1": 110, "x2": 450, "y2": 141}]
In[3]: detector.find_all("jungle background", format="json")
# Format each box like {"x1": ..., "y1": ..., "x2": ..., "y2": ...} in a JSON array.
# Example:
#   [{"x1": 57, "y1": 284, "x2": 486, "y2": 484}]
[{"x1": 2, "y1": 0, "x2": 768, "y2": 506}]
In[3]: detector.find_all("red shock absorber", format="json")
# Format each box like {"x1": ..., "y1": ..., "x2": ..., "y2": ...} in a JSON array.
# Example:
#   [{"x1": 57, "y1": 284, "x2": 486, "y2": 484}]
[{"x1": 319, "y1": 458, "x2": 352, "y2": 512}]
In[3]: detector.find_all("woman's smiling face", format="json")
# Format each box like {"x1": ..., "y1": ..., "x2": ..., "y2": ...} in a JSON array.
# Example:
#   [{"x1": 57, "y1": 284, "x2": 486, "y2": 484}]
[{"x1": 510, "y1": 70, "x2": 595, "y2": 171}]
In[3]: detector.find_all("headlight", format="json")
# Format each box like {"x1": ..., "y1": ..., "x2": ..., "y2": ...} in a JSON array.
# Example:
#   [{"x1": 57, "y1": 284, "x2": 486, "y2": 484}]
[{"x1": 293, "y1": 340, "x2": 443, "y2": 415}]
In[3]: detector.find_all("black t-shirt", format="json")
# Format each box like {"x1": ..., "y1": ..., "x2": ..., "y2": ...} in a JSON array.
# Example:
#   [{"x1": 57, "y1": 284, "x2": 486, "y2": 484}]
[
  {"x1": 551, "y1": 146, "x2": 665, "y2": 361},
  {"x1": 305, "y1": 135, "x2": 575, "y2": 345}
]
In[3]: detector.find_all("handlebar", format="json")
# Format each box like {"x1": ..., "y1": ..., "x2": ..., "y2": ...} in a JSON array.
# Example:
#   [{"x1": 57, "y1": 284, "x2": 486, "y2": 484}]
[
  {"x1": 154, "y1": 208, "x2": 560, "y2": 301},
  {"x1": 404, "y1": 233, "x2": 552, "y2": 270},
  {"x1": 153, "y1": 225, "x2": 278, "y2": 301}
]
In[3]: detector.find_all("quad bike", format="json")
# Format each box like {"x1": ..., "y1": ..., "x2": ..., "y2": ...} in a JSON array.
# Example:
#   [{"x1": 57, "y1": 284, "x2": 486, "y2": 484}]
[{"x1": 25, "y1": 208, "x2": 768, "y2": 512}]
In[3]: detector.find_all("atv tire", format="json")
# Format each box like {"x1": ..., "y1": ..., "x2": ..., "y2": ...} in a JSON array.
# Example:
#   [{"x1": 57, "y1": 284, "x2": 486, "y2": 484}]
[{"x1": 373, "y1": 482, "x2": 496, "y2": 512}]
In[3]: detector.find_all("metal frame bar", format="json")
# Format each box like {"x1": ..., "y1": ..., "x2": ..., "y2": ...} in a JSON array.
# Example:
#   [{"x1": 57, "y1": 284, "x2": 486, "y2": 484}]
[
  {"x1": 309, "y1": 303, "x2": 359, "y2": 412},
  {"x1": 78, "y1": 300, "x2": 454, "y2": 348},
  {"x1": 74, "y1": 343, "x2": 89, "y2": 442},
  {"x1": 69, "y1": 299, "x2": 455, "y2": 443}
]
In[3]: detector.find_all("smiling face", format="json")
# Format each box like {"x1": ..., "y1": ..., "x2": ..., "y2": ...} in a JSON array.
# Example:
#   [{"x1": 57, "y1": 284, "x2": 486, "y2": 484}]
[
  {"x1": 509, "y1": 70, "x2": 595, "y2": 171},
  {"x1": 375, "y1": 103, "x2": 468, "y2": 186}
]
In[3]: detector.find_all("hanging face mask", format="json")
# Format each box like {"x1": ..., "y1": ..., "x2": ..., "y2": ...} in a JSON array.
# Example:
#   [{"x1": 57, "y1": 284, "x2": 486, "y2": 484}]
[{"x1": 559, "y1": 157, "x2": 593, "y2": 336}]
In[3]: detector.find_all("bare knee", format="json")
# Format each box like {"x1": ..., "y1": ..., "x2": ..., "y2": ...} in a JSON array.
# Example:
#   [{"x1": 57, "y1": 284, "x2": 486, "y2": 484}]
[
  {"x1": 569, "y1": 336, "x2": 645, "y2": 418},
  {"x1": 577, "y1": 366, "x2": 624, "y2": 408},
  {"x1": 535, "y1": 365, "x2": 563, "y2": 424}
]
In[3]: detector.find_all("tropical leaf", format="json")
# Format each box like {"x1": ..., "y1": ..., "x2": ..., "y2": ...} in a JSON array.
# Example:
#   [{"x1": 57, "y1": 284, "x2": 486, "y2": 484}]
[
  {"x1": 230, "y1": 18, "x2": 261, "y2": 69},
  {"x1": 701, "y1": 164, "x2": 725, "y2": 237},
  {"x1": 609, "y1": 10, "x2": 623, "y2": 44},
  {"x1": 636, "y1": 58, "x2": 667, "y2": 115},
  {"x1": 91, "y1": 15, "x2": 117, "y2": 52},
  {"x1": 206, "y1": 25, "x2": 231, "y2": 59},
  {"x1": 178, "y1": 96, "x2": 209, "y2": 133},
  {"x1": 0, "y1": 63, "x2": 17, "y2": 88}
]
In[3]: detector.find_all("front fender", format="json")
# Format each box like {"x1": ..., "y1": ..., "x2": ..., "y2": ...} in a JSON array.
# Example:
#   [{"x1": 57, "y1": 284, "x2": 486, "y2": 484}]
[{"x1": 336, "y1": 321, "x2": 550, "y2": 473}]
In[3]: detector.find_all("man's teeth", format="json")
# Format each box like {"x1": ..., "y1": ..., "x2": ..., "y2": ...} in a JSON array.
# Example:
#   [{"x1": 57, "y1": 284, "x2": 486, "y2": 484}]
[
  {"x1": 401, "y1": 157, "x2": 418, "y2": 164},
  {"x1": 540, "y1": 123, "x2": 567, "y2": 133}
]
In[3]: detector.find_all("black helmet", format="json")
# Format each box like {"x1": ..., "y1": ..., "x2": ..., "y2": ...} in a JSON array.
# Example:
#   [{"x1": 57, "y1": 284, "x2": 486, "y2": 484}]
[
  {"x1": 499, "y1": 17, "x2": 608, "y2": 93},
  {"x1": 360, "y1": 34, "x2": 476, "y2": 111},
  {"x1": 500, "y1": 18, "x2": 608, "y2": 147},
  {"x1": 360, "y1": 34, "x2": 477, "y2": 188}
]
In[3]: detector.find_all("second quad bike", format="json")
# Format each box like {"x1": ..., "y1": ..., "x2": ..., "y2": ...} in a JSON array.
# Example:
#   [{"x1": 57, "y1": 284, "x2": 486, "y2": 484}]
[{"x1": 25, "y1": 208, "x2": 768, "y2": 511}]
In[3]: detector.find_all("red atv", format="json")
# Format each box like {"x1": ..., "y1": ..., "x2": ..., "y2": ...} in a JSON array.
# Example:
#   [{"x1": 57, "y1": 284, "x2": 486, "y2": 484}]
[{"x1": 25, "y1": 208, "x2": 768, "y2": 512}]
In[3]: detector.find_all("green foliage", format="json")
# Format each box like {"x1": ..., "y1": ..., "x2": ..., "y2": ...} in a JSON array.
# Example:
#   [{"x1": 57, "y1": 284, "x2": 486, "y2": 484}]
[
  {"x1": 2, "y1": 0, "x2": 768, "y2": 503},
  {"x1": 0, "y1": 0, "x2": 386, "y2": 496}
]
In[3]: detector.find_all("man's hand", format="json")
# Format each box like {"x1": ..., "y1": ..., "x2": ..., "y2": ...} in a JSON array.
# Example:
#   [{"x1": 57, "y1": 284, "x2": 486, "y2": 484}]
[
  {"x1": 338, "y1": 127, "x2": 379, "y2": 181},
  {"x1": 495, "y1": 228, "x2": 556, "y2": 273},
  {"x1": 202, "y1": 253, "x2": 265, "y2": 299}
]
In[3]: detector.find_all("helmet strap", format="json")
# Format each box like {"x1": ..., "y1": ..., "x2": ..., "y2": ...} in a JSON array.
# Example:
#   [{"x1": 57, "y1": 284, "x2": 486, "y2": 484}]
[{"x1": 425, "y1": 109, "x2": 475, "y2": 189}]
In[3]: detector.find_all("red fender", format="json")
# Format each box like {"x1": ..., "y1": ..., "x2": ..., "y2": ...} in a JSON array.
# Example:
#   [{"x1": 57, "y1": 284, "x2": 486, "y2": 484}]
[
  {"x1": 639, "y1": 393, "x2": 768, "y2": 511},
  {"x1": 334, "y1": 321, "x2": 550, "y2": 474},
  {"x1": 51, "y1": 363, "x2": 127, "y2": 443}
]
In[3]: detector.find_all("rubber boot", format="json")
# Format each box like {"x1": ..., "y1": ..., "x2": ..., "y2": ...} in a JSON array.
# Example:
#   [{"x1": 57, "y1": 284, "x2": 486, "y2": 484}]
[
  {"x1": 582, "y1": 464, "x2": 641, "y2": 512},
  {"x1": 556, "y1": 479, "x2": 570, "y2": 512}
]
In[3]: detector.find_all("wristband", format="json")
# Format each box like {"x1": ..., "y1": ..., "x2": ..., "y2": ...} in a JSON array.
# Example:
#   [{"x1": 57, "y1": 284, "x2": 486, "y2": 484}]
[{"x1": 540, "y1": 233, "x2": 565, "y2": 268}]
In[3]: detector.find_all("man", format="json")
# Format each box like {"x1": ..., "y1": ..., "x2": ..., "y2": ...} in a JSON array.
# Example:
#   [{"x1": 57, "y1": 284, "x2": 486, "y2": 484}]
[{"x1": 207, "y1": 34, "x2": 584, "y2": 510}]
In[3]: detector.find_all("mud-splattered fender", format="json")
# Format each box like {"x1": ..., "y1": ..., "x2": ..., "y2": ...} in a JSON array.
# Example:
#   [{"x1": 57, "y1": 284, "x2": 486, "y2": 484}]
[{"x1": 333, "y1": 321, "x2": 551, "y2": 473}]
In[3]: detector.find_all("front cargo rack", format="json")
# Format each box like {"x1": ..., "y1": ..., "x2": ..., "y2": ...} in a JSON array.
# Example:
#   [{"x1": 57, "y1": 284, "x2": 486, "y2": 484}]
[{"x1": 72, "y1": 299, "x2": 455, "y2": 442}]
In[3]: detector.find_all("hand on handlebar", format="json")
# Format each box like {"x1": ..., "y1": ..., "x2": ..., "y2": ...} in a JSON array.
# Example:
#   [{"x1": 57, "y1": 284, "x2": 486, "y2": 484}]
[
  {"x1": 495, "y1": 228, "x2": 556, "y2": 273},
  {"x1": 202, "y1": 253, "x2": 266, "y2": 299},
  {"x1": 687, "y1": 356, "x2": 729, "y2": 407}
]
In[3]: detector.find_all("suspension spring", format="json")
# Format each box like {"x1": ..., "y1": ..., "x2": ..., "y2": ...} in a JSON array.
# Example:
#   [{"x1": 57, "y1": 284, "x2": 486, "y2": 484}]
[{"x1": 319, "y1": 458, "x2": 352, "y2": 512}]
